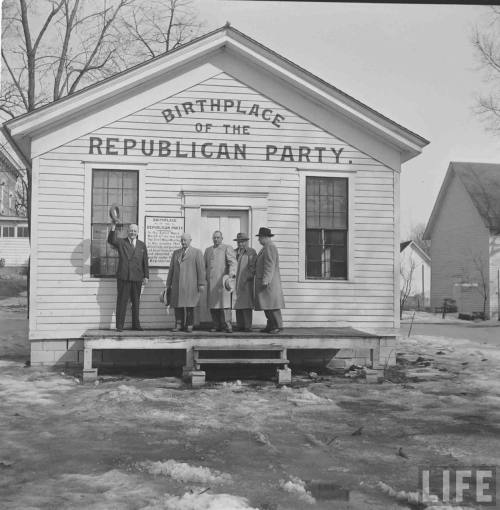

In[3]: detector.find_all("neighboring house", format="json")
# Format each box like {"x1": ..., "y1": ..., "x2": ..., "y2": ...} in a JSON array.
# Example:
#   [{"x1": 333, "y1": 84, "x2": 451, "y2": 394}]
[
  {"x1": 0, "y1": 141, "x2": 29, "y2": 267},
  {"x1": 424, "y1": 162, "x2": 500, "y2": 319},
  {"x1": 400, "y1": 240, "x2": 431, "y2": 310},
  {"x1": 4, "y1": 25, "x2": 428, "y2": 365}
]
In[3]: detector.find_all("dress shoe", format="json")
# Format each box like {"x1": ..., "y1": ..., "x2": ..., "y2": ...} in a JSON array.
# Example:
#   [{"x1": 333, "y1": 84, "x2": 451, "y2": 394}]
[
  {"x1": 132, "y1": 326, "x2": 144, "y2": 331},
  {"x1": 260, "y1": 327, "x2": 271, "y2": 333},
  {"x1": 225, "y1": 326, "x2": 233, "y2": 333},
  {"x1": 209, "y1": 328, "x2": 219, "y2": 332},
  {"x1": 116, "y1": 328, "x2": 123, "y2": 332},
  {"x1": 172, "y1": 325, "x2": 183, "y2": 332},
  {"x1": 185, "y1": 326, "x2": 193, "y2": 333},
  {"x1": 267, "y1": 328, "x2": 281, "y2": 334}
]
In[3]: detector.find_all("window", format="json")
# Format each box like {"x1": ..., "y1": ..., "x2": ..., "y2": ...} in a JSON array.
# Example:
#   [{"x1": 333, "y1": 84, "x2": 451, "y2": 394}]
[
  {"x1": 91, "y1": 170, "x2": 138, "y2": 277},
  {"x1": 306, "y1": 176, "x2": 348, "y2": 279},
  {"x1": 2, "y1": 226, "x2": 15, "y2": 237},
  {"x1": 17, "y1": 226, "x2": 29, "y2": 238}
]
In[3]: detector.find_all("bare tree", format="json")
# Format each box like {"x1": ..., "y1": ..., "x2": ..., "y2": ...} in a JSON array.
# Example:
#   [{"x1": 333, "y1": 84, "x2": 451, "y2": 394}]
[
  {"x1": 473, "y1": 7, "x2": 500, "y2": 131},
  {"x1": 400, "y1": 256, "x2": 416, "y2": 319},
  {"x1": 1, "y1": 0, "x2": 202, "y2": 118}
]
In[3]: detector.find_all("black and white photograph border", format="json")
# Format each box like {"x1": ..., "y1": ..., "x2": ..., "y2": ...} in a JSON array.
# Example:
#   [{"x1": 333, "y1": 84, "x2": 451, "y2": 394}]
[{"x1": 0, "y1": 1, "x2": 499, "y2": 509}]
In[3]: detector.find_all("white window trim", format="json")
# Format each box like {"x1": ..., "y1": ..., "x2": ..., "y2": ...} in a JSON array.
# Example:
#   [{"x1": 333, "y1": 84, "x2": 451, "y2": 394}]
[
  {"x1": 298, "y1": 168, "x2": 356, "y2": 283},
  {"x1": 82, "y1": 161, "x2": 146, "y2": 282}
]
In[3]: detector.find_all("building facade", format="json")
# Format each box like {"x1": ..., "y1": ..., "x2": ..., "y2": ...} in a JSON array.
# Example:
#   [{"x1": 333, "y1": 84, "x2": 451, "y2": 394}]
[
  {"x1": 0, "y1": 143, "x2": 28, "y2": 267},
  {"x1": 400, "y1": 240, "x2": 431, "y2": 310},
  {"x1": 5, "y1": 26, "x2": 427, "y2": 365},
  {"x1": 424, "y1": 162, "x2": 500, "y2": 319}
]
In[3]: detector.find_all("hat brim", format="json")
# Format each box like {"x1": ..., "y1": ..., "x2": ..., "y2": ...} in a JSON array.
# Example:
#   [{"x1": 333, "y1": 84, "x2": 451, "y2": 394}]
[
  {"x1": 234, "y1": 237, "x2": 249, "y2": 241},
  {"x1": 256, "y1": 233, "x2": 274, "y2": 237}
]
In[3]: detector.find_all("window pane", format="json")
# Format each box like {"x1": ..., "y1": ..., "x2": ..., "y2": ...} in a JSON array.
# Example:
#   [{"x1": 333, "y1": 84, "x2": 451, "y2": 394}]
[
  {"x1": 108, "y1": 171, "x2": 122, "y2": 189},
  {"x1": 91, "y1": 170, "x2": 138, "y2": 277},
  {"x1": 306, "y1": 177, "x2": 348, "y2": 279}
]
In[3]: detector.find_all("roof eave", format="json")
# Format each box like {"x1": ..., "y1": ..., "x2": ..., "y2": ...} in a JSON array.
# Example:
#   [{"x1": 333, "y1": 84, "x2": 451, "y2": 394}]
[{"x1": 5, "y1": 25, "x2": 428, "y2": 162}]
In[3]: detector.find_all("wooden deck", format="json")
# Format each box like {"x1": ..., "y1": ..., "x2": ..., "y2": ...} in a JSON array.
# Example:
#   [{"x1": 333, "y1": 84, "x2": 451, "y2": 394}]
[{"x1": 81, "y1": 327, "x2": 396, "y2": 382}]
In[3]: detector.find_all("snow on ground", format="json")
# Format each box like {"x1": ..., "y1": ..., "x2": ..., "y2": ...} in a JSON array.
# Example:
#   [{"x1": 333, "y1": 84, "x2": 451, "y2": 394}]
[
  {"x1": 1, "y1": 296, "x2": 500, "y2": 509},
  {"x1": 137, "y1": 459, "x2": 232, "y2": 484}
]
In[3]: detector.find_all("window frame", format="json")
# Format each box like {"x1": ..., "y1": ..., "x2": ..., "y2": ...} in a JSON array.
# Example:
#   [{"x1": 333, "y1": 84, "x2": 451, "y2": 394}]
[
  {"x1": 298, "y1": 168, "x2": 355, "y2": 283},
  {"x1": 16, "y1": 225, "x2": 29, "y2": 238},
  {"x1": 82, "y1": 162, "x2": 145, "y2": 281},
  {"x1": 2, "y1": 226, "x2": 16, "y2": 237}
]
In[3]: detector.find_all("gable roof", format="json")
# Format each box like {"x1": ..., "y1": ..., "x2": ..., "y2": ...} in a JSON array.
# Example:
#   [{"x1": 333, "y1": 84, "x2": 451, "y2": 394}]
[
  {"x1": 400, "y1": 240, "x2": 430, "y2": 263},
  {"x1": 4, "y1": 24, "x2": 428, "y2": 164},
  {"x1": 424, "y1": 161, "x2": 500, "y2": 239}
]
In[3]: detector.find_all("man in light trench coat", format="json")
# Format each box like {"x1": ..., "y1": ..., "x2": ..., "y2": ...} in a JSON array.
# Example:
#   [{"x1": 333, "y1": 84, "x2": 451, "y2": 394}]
[
  {"x1": 255, "y1": 227, "x2": 285, "y2": 334},
  {"x1": 204, "y1": 231, "x2": 237, "y2": 333},
  {"x1": 166, "y1": 233, "x2": 205, "y2": 332},
  {"x1": 233, "y1": 233, "x2": 257, "y2": 331}
]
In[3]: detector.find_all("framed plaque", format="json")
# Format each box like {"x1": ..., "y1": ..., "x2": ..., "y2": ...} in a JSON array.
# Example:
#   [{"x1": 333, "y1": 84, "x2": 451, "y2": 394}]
[{"x1": 144, "y1": 216, "x2": 184, "y2": 267}]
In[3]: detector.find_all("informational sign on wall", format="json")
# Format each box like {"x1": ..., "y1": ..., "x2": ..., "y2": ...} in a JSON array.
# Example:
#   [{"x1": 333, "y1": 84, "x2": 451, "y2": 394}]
[{"x1": 145, "y1": 216, "x2": 184, "y2": 267}]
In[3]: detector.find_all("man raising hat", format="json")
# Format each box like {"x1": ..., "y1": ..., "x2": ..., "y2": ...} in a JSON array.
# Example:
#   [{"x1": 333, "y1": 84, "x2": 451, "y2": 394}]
[
  {"x1": 255, "y1": 227, "x2": 285, "y2": 334},
  {"x1": 107, "y1": 221, "x2": 149, "y2": 331},
  {"x1": 233, "y1": 233, "x2": 257, "y2": 331}
]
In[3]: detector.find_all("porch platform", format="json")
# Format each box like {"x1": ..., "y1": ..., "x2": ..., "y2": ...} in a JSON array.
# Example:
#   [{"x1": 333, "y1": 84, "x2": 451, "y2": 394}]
[{"x1": 81, "y1": 327, "x2": 396, "y2": 383}]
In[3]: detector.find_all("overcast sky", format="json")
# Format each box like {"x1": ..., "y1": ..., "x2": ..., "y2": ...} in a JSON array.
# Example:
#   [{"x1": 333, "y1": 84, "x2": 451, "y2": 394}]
[{"x1": 194, "y1": 1, "x2": 500, "y2": 237}]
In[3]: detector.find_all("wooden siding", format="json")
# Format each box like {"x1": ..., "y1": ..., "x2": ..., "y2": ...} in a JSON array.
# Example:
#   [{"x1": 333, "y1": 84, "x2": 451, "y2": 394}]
[
  {"x1": 489, "y1": 235, "x2": 500, "y2": 320},
  {"x1": 430, "y1": 173, "x2": 490, "y2": 315},
  {"x1": 0, "y1": 238, "x2": 29, "y2": 266},
  {"x1": 31, "y1": 72, "x2": 396, "y2": 339}
]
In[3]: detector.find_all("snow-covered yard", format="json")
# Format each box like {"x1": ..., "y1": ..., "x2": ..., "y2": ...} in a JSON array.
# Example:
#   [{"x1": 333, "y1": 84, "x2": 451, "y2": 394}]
[{"x1": 1, "y1": 297, "x2": 500, "y2": 509}]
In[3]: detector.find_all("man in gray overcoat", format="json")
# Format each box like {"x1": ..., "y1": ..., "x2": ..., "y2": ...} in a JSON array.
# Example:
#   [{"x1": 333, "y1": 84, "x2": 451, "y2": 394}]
[
  {"x1": 255, "y1": 227, "x2": 285, "y2": 334},
  {"x1": 204, "y1": 231, "x2": 237, "y2": 333},
  {"x1": 233, "y1": 233, "x2": 257, "y2": 331},
  {"x1": 166, "y1": 233, "x2": 205, "y2": 332}
]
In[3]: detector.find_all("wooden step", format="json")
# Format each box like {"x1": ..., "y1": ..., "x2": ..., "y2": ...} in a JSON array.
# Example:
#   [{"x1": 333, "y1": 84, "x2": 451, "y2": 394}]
[
  {"x1": 193, "y1": 344, "x2": 284, "y2": 351},
  {"x1": 195, "y1": 358, "x2": 289, "y2": 365}
]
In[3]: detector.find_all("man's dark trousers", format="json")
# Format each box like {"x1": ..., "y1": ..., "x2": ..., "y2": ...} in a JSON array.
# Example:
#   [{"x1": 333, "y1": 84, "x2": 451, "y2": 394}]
[
  {"x1": 116, "y1": 279, "x2": 142, "y2": 330},
  {"x1": 174, "y1": 307, "x2": 194, "y2": 328},
  {"x1": 264, "y1": 309, "x2": 282, "y2": 330}
]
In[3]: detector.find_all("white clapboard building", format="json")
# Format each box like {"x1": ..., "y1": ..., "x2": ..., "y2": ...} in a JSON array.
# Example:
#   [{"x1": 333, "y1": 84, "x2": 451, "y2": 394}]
[{"x1": 4, "y1": 26, "x2": 428, "y2": 369}]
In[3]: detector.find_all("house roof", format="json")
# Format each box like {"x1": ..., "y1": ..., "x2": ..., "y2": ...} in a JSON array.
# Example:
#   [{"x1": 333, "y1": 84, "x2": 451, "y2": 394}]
[
  {"x1": 4, "y1": 24, "x2": 428, "y2": 164},
  {"x1": 400, "y1": 240, "x2": 430, "y2": 263},
  {"x1": 424, "y1": 162, "x2": 500, "y2": 239}
]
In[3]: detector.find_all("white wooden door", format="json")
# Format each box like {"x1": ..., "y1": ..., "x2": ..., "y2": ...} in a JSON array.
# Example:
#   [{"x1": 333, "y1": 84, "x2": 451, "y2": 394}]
[{"x1": 198, "y1": 209, "x2": 249, "y2": 323}]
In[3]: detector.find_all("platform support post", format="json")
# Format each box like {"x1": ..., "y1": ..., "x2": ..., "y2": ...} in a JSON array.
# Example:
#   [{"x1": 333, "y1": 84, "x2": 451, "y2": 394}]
[
  {"x1": 277, "y1": 367, "x2": 292, "y2": 385},
  {"x1": 82, "y1": 345, "x2": 98, "y2": 382}
]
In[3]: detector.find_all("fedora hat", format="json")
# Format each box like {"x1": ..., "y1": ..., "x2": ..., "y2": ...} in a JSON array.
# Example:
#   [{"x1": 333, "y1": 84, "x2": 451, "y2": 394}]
[
  {"x1": 223, "y1": 274, "x2": 235, "y2": 292},
  {"x1": 109, "y1": 205, "x2": 120, "y2": 222},
  {"x1": 256, "y1": 227, "x2": 274, "y2": 237},
  {"x1": 233, "y1": 232, "x2": 249, "y2": 242}
]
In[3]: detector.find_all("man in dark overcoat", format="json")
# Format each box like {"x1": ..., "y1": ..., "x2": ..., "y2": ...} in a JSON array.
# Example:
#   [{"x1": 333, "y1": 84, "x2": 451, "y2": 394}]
[
  {"x1": 166, "y1": 233, "x2": 205, "y2": 332},
  {"x1": 233, "y1": 232, "x2": 257, "y2": 331},
  {"x1": 107, "y1": 222, "x2": 149, "y2": 331},
  {"x1": 255, "y1": 227, "x2": 285, "y2": 334}
]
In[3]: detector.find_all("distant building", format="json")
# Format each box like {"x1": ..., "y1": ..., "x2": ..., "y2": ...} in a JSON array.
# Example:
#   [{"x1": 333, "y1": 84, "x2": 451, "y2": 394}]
[
  {"x1": 400, "y1": 240, "x2": 430, "y2": 309},
  {"x1": 424, "y1": 162, "x2": 500, "y2": 319},
  {"x1": 0, "y1": 140, "x2": 29, "y2": 267}
]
